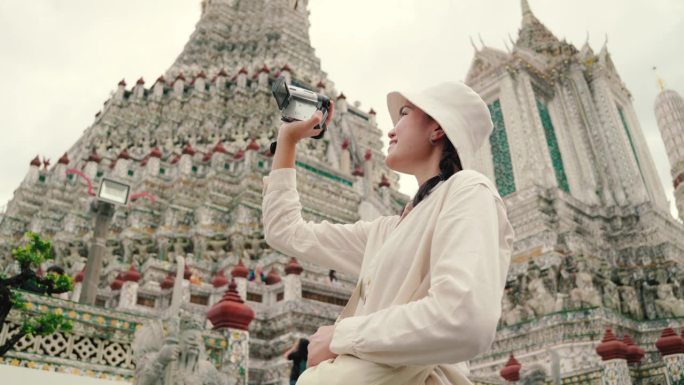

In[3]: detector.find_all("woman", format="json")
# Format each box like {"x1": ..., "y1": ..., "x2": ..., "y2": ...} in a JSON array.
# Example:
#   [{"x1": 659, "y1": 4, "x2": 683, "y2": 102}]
[
  {"x1": 262, "y1": 82, "x2": 515, "y2": 385},
  {"x1": 284, "y1": 338, "x2": 310, "y2": 385}
]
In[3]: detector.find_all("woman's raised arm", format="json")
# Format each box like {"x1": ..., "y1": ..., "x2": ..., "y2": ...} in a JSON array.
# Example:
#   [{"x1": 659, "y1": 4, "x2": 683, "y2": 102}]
[{"x1": 262, "y1": 105, "x2": 390, "y2": 276}]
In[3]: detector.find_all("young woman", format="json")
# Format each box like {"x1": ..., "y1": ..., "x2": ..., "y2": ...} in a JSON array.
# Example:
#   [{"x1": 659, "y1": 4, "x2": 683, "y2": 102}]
[{"x1": 262, "y1": 82, "x2": 515, "y2": 385}]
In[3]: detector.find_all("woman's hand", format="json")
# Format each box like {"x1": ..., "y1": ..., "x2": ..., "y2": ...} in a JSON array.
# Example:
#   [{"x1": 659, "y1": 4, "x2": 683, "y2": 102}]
[
  {"x1": 277, "y1": 102, "x2": 335, "y2": 144},
  {"x1": 283, "y1": 340, "x2": 298, "y2": 358},
  {"x1": 272, "y1": 102, "x2": 334, "y2": 170},
  {"x1": 307, "y1": 325, "x2": 338, "y2": 368}
]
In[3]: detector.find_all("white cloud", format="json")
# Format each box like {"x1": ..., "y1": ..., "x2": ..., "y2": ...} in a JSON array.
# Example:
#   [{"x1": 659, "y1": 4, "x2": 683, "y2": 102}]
[{"x1": 1, "y1": 0, "x2": 682, "y2": 218}]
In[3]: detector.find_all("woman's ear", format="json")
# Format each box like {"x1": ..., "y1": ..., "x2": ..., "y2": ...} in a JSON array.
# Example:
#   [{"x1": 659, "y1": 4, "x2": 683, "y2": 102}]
[{"x1": 431, "y1": 127, "x2": 446, "y2": 142}]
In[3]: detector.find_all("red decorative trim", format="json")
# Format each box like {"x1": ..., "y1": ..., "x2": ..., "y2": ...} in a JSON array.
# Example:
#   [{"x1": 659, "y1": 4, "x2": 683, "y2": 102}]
[{"x1": 66, "y1": 168, "x2": 95, "y2": 196}]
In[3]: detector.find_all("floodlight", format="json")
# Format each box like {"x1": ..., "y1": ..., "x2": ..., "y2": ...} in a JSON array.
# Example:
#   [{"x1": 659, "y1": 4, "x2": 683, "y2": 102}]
[{"x1": 97, "y1": 178, "x2": 130, "y2": 206}]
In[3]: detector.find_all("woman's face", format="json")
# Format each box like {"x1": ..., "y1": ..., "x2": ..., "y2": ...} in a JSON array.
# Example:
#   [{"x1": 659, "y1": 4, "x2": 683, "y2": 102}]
[{"x1": 385, "y1": 103, "x2": 440, "y2": 174}]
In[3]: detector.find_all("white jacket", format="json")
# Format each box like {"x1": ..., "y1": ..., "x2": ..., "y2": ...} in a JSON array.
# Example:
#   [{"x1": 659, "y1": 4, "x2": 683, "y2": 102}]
[{"x1": 262, "y1": 168, "x2": 514, "y2": 384}]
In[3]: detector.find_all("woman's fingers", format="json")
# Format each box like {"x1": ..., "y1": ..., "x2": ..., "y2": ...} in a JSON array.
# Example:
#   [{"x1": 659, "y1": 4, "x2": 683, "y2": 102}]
[
  {"x1": 299, "y1": 110, "x2": 324, "y2": 139},
  {"x1": 306, "y1": 110, "x2": 323, "y2": 126},
  {"x1": 277, "y1": 106, "x2": 333, "y2": 143},
  {"x1": 306, "y1": 325, "x2": 337, "y2": 368}
]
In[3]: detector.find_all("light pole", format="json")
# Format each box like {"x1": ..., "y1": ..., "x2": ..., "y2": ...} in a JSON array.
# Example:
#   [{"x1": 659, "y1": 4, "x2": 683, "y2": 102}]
[{"x1": 79, "y1": 178, "x2": 130, "y2": 305}]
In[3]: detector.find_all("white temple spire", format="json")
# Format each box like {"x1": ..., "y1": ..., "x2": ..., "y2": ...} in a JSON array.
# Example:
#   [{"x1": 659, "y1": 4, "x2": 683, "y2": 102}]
[
  {"x1": 654, "y1": 70, "x2": 684, "y2": 220},
  {"x1": 522, "y1": 0, "x2": 535, "y2": 25}
]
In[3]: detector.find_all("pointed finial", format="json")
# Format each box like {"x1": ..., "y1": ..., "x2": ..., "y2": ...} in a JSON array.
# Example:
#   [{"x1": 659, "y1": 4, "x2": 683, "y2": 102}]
[
  {"x1": 521, "y1": 0, "x2": 535, "y2": 25},
  {"x1": 585, "y1": 31, "x2": 590, "y2": 45},
  {"x1": 478, "y1": 33, "x2": 486, "y2": 48},
  {"x1": 469, "y1": 36, "x2": 478, "y2": 52},
  {"x1": 653, "y1": 66, "x2": 666, "y2": 91}
]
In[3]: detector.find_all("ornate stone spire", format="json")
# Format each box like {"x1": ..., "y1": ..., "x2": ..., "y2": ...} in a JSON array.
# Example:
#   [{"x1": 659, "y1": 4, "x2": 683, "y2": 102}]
[
  {"x1": 622, "y1": 334, "x2": 645, "y2": 365},
  {"x1": 596, "y1": 328, "x2": 627, "y2": 361},
  {"x1": 284, "y1": 257, "x2": 303, "y2": 275},
  {"x1": 265, "y1": 267, "x2": 281, "y2": 285},
  {"x1": 655, "y1": 327, "x2": 684, "y2": 356},
  {"x1": 122, "y1": 264, "x2": 141, "y2": 282},
  {"x1": 654, "y1": 81, "x2": 684, "y2": 221},
  {"x1": 515, "y1": 0, "x2": 564, "y2": 54},
  {"x1": 521, "y1": 0, "x2": 535, "y2": 26},
  {"x1": 160, "y1": 272, "x2": 174, "y2": 290},
  {"x1": 167, "y1": 0, "x2": 321, "y2": 81},
  {"x1": 207, "y1": 279, "x2": 255, "y2": 330},
  {"x1": 211, "y1": 269, "x2": 229, "y2": 288},
  {"x1": 231, "y1": 259, "x2": 250, "y2": 279}
]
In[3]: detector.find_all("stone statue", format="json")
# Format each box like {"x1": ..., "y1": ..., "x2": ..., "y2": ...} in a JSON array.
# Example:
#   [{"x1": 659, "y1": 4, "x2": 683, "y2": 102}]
[
  {"x1": 654, "y1": 283, "x2": 684, "y2": 318},
  {"x1": 133, "y1": 313, "x2": 230, "y2": 385},
  {"x1": 501, "y1": 288, "x2": 526, "y2": 326},
  {"x1": 525, "y1": 265, "x2": 555, "y2": 317},
  {"x1": 133, "y1": 255, "x2": 234, "y2": 385},
  {"x1": 641, "y1": 274, "x2": 659, "y2": 320},
  {"x1": 569, "y1": 260, "x2": 602, "y2": 308},
  {"x1": 668, "y1": 265, "x2": 684, "y2": 298},
  {"x1": 618, "y1": 285, "x2": 643, "y2": 320},
  {"x1": 601, "y1": 276, "x2": 620, "y2": 312}
]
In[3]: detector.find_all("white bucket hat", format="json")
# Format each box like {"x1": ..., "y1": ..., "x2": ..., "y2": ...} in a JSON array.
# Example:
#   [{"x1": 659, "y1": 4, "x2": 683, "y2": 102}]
[{"x1": 387, "y1": 82, "x2": 493, "y2": 170}]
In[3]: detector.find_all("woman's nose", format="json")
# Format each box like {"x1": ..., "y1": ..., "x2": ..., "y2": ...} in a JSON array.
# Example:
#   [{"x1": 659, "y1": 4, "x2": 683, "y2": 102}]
[{"x1": 387, "y1": 129, "x2": 396, "y2": 139}]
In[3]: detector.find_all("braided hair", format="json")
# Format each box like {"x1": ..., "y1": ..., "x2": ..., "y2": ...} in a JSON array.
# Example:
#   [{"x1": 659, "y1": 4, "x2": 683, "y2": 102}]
[{"x1": 411, "y1": 137, "x2": 463, "y2": 207}]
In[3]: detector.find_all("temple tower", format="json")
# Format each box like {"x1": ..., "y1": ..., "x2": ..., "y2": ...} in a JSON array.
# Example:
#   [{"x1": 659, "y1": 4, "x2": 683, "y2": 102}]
[
  {"x1": 654, "y1": 79, "x2": 684, "y2": 221},
  {"x1": 465, "y1": 1, "x2": 684, "y2": 383},
  {"x1": 0, "y1": 1, "x2": 407, "y2": 382}
]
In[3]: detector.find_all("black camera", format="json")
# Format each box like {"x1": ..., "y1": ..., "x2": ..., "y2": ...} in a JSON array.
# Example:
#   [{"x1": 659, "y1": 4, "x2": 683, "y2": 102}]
[{"x1": 271, "y1": 77, "x2": 330, "y2": 152}]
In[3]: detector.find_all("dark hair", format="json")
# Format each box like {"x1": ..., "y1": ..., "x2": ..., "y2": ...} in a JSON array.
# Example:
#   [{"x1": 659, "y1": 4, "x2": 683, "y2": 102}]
[
  {"x1": 412, "y1": 138, "x2": 463, "y2": 207},
  {"x1": 296, "y1": 338, "x2": 309, "y2": 356}
]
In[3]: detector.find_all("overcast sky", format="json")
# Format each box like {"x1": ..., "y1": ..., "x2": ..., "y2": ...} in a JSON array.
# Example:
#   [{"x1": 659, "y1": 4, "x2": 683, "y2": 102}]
[{"x1": 0, "y1": 0, "x2": 682, "y2": 219}]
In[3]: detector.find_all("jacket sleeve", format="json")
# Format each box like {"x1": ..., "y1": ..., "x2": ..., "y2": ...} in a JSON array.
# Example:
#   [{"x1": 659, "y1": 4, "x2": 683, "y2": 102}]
[
  {"x1": 329, "y1": 182, "x2": 514, "y2": 366},
  {"x1": 262, "y1": 168, "x2": 388, "y2": 276}
]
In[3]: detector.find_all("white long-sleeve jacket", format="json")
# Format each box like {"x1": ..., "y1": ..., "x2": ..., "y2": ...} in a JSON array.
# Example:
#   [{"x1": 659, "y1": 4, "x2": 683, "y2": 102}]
[{"x1": 262, "y1": 168, "x2": 514, "y2": 383}]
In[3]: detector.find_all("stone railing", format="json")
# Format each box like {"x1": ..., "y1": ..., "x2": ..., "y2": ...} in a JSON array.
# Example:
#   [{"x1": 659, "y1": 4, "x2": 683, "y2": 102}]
[
  {"x1": 470, "y1": 307, "x2": 680, "y2": 384},
  {"x1": 0, "y1": 291, "x2": 249, "y2": 384}
]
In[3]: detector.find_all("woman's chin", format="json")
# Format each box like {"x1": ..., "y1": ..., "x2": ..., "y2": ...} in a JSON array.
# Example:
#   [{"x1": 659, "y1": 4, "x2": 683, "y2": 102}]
[
  {"x1": 384, "y1": 155, "x2": 404, "y2": 174},
  {"x1": 384, "y1": 154, "x2": 395, "y2": 169}
]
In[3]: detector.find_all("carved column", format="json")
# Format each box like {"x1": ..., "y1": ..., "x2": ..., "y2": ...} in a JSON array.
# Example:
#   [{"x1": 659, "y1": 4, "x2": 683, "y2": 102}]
[
  {"x1": 283, "y1": 257, "x2": 303, "y2": 301},
  {"x1": 118, "y1": 281, "x2": 139, "y2": 309}
]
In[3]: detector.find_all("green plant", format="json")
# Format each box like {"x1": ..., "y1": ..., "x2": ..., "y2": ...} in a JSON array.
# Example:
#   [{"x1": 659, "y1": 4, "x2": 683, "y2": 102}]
[{"x1": 0, "y1": 232, "x2": 74, "y2": 356}]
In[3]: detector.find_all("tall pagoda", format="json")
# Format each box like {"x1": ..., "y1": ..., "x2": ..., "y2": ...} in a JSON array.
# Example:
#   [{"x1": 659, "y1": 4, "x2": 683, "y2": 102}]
[
  {"x1": 0, "y1": 0, "x2": 406, "y2": 383},
  {"x1": 464, "y1": 1, "x2": 684, "y2": 383}
]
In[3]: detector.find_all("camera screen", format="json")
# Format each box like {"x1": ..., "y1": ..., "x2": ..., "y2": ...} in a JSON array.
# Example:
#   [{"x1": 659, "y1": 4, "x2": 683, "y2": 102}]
[
  {"x1": 288, "y1": 100, "x2": 319, "y2": 122},
  {"x1": 272, "y1": 77, "x2": 290, "y2": 109}
]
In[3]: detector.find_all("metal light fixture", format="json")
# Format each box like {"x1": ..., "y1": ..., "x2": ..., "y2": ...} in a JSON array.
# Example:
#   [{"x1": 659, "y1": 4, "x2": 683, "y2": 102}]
[
  {"x1": 79, "y1": 178, "x2": 130, "y2": 305},
  {"x1": 97, "y1": 178, "x2": 130, "y2": 206}
]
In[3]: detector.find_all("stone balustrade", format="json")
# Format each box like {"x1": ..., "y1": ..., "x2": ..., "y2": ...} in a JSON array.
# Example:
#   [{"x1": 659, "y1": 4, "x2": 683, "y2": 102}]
[{"x1": 0, "y1": 290, "x2": 249, "y2": 384}]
